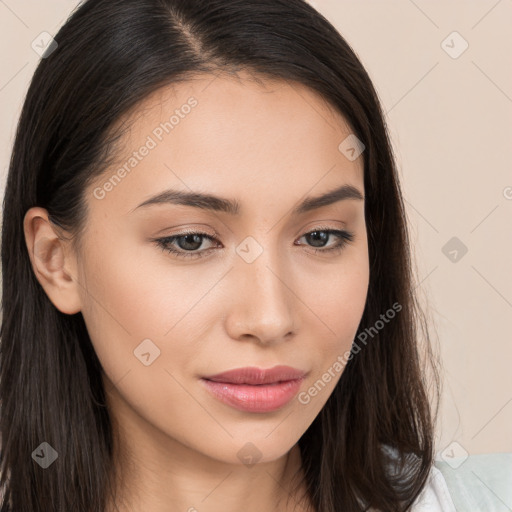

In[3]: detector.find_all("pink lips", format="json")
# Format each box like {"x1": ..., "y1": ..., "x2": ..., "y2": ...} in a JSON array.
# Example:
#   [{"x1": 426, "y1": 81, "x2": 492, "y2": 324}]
[{"x1": 200, "y1": 365, "x2": 306, "y2": 413}]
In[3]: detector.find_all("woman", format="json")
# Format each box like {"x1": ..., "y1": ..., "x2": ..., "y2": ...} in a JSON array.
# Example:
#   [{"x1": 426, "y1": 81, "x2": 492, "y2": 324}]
[{"x1": 0, "y1": 0, "x2": 456, "y2": 510}]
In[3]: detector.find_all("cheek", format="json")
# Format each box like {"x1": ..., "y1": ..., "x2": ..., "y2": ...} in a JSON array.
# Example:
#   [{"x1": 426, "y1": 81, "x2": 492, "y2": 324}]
[
  {"x1": 76, "y1": 233, "x2": 215, "y2": 391},
  {"x1": 305, "y1": 255, "x2": 369, "y2": 340},
  {"x1": 76, "y1": 247, "x2": 203, "y2": 439},
  {"x1": 300, "y1": 254, "x2": 369, "y2": 377},
  {"x1": 292, "y1": 265, "x2": 368, "y2": 416},
  {"x1": 79, "y1": 232, "x2": 197, "y2": 336},
  {"x1": 76, "y1": 235, "x2": 166, "y2": 381}
]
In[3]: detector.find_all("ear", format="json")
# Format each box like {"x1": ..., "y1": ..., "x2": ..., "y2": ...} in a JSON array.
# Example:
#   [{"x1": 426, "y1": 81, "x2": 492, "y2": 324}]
[{"x1": 23, "y1": 207, "x2": 82, "y2": 315}]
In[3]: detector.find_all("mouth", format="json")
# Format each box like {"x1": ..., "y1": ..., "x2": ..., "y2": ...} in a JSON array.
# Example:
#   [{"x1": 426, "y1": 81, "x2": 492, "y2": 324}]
[
  {"x1": 200, "y1": 365, "x2": 307, "y2": 413},
  {"x1": 200, "y1": 377, "x2": 305, "y2": 413}
]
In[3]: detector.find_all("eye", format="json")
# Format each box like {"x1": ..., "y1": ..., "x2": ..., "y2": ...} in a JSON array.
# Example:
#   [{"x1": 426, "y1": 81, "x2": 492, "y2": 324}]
[
  {"x1": 153, "y1": 227, "x2": 355, "y2": 260},
  {"x1": 154, "y1": 230, "x2": 220, "y2": 260},
  {"x1": 296, "y1": 227, "x2": 355, "y2": 256}
]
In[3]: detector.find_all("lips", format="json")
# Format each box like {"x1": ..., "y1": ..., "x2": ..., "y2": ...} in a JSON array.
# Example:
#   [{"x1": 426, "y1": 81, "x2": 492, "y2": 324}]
[
  {"x1": 200, "y1": 365, "x2": 307, "y2": 413},
  {"x1": 202, "y1": 365, "x2": 306, "y2": 385}
]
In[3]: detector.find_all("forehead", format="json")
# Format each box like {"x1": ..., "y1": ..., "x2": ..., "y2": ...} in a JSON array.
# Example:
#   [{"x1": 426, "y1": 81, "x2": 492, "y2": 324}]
[{"x1": 90, "y1": 71, "x2": 364, "y2": 217}]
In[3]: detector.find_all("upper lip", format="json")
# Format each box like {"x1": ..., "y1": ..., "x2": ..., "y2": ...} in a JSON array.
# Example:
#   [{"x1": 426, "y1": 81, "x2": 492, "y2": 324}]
[{"x1": 202, "y1": 365, "x2": 307, "y2": 385}]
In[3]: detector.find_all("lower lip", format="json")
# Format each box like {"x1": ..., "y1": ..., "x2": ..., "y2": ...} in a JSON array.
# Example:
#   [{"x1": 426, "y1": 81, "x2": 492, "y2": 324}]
[{"x1": 200, "y1": 377, "x2": 304, "y2": 413}]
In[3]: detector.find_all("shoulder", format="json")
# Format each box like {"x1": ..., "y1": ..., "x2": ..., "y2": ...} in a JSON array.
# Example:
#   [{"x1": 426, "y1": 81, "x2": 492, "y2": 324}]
[
  {"x1": 365, "y1": 463, "x2": 457, "y2": 512},
  {"x1": 433, "y1": 452, "x2": 512, "y2": 511},
  {"x1": 376, "y1": 444, "x2": 456, "y2": 512},
  {"x1": 409, "y1": 464, "x2": 457, "y2": 512}
]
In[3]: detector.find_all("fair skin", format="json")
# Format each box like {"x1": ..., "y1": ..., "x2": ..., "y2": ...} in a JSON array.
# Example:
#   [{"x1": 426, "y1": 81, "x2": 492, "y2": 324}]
[{"x1": 24, "y1": 71, "x2": 369, "y2": 512}]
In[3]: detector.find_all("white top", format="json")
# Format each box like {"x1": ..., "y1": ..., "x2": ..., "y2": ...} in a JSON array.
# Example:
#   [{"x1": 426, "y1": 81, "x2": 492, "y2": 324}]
[
  {"x1": 366, "y1": 445, "x2": 458, "y2": 511},
  {"x1": 410, "y1": 465, "x2": 457, "y2": 511}
]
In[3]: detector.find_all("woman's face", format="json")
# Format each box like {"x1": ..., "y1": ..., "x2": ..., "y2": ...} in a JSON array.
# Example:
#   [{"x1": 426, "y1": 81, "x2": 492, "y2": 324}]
[{"x1": 65, "y1": 72, "x2": 369, "y2": 466}]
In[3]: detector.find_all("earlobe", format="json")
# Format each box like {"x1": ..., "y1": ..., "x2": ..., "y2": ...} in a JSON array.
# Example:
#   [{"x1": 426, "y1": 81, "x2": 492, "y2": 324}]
[{"x1": 23, "y1": 207, "x2": 82, "y2": 315}]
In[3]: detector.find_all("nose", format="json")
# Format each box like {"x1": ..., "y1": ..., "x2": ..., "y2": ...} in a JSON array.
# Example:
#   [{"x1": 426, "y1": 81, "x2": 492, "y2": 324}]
[{"x1": 223, "y1": 247, "x2": 298, "y2": 345}]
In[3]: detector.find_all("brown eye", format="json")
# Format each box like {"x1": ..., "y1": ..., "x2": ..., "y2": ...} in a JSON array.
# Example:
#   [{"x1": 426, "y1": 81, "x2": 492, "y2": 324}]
[
  {"x1": 296, "y1": 228, "x2": 355, "y2": 255},
  {"x1": 155, "y1": 231, "x2": 218, "y2": 260}
]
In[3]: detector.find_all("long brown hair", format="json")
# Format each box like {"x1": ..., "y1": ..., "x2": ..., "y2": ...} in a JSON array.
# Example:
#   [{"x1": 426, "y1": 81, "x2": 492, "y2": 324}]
[{"x1": 0, "y1": 0, "x2": 439, "y2": 510}]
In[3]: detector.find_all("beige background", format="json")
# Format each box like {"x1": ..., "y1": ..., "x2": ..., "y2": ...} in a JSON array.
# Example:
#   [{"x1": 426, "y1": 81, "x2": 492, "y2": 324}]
[{"x1": 0, "y1": 0, "x2": 511, "y2": 458}]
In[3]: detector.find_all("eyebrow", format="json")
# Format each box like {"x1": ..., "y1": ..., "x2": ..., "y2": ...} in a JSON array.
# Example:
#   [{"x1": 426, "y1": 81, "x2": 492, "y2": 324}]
[{"x1": 130, "y1": 184, "x2": 364, "y2": 216}]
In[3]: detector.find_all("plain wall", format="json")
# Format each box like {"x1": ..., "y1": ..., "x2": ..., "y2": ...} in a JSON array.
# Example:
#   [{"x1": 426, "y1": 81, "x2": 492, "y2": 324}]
[{"x1": 0, "y1": 0, "x2": 510, "y2": 459}]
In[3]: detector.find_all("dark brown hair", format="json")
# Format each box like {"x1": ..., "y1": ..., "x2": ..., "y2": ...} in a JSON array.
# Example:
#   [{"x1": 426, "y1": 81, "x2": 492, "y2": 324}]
[{"x1": 0, "y1": 0, "x2": 439, "y2": 510}]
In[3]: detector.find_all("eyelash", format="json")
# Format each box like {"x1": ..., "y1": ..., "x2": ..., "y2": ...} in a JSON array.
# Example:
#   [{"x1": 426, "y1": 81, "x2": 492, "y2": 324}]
[{"x1": 153, "y1": 226, "x2": 355, "y2": 260}]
